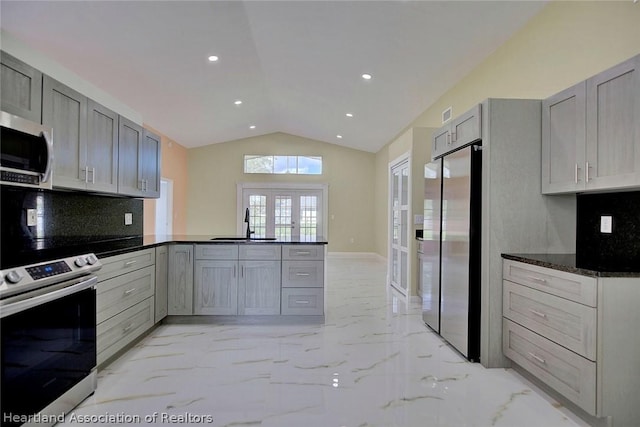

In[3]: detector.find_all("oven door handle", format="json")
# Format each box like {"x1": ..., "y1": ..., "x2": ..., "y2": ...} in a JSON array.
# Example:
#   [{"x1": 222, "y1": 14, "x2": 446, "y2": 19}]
[{"x1": 0, "y1": 275, "x2": 97, "y2": 318}]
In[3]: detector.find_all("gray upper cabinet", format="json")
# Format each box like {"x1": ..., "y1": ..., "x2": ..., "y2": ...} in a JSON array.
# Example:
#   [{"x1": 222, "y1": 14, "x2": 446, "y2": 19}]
[
  {"x1": 543, "y1": 54, "x2": 640, "y2": 194},
  {"x1": 87, "y1": 100, "x2": 119, "y2": 193},
  {"x1": 43, "y1": 75, "x2": 118, "y2": 193},
  {"x1": 1, "y1": 51, "x2": 42, "y2": 123},
  {"x1": 141, "y1": 129, "x2": 161, "y2": 198},
  {"x1": 431, "y1": 104, "x2": 482, "y2": 160},
  {"x1": 542, "y1": 82, "x2": 586, "y2": 194},
  {"x1": 118, "y1": 118, "x2": 161, "y2": 198},
  {"x1": 42, "y1": 75, "x2": 89, "y2": 190},
  {"x1": 585, "y1": 55, "x2": 640, "y2": 191},
  {"x1": 118, "y1": 116, "x2": 144, "y2": 197}
]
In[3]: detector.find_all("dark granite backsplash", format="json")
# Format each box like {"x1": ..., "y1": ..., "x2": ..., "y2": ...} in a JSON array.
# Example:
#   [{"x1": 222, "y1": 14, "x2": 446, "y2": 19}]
[
  {"x1": 1, "y1": 187, "x2": 143, "y2": 267},
  {"x1": 576, "y1": 191, "x2": 640, "y2": 272}
]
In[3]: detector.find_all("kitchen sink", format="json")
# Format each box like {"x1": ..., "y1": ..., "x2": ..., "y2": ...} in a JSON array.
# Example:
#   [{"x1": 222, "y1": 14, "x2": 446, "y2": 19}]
[{"x1": 210, "y1": 237, "x2": 277, "y2": 241}]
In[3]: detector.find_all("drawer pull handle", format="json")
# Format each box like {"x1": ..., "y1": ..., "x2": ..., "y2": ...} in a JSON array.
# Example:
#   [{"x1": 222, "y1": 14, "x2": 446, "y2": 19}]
[
  {"x1": 295, "y1": 300, "x2": 310, "y2": 304},
  {"x1": 528, "y1": 352, "x2": 546, "y2": 364},
  {"x1": 124, "y1": 288, "x2": 136, "y2": 296},
  {"x1": 124, "y1": 260, "x2": 137, "y2": 267},
  {"x1": 295, "y1": 251, "x2": 311, "y2": 255},
  {"x1": 527, "y1": 276, "x2": 547, "y2": 284},
  {"x1": 122, "y1": 323, "x2": 134, "y2": 333},
  {"x1": 529, "y1": 309, "x2": 547, "y2": 319},
  {"x1": 296, "y1": 273, "x2": 311, "y2": 277}
]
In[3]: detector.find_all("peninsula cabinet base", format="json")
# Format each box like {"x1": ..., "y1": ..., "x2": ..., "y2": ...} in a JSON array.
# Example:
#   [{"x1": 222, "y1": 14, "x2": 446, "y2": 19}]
[{"x1": 163, "y1": 315, "x2": 325, "y2": 325}]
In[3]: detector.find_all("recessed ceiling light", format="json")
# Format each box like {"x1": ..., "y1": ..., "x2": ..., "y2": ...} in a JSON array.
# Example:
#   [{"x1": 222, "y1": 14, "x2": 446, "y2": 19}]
[
  {"x1": 346, "y1": 113, "x2": 354, "y2": 118},
  {"x1": 336, "y1": 134, "x2": 343, "y2": 139},
  {"x1": 362, "y1": 73, "x2": 372, "y2": 80},
  {"x1": 249, "y1": 125, "x2": 256, "y2": 129},
  {"x1": 234, "y1": 100, "x2": 242, "y2": 105},
  {"x1": 208, "y1": 55, "x2": 219, "y2": 62}
]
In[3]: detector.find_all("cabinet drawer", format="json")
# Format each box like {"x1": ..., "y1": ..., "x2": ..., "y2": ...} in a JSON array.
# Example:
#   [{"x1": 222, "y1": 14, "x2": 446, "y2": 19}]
[
  {"x1": 97, "y1": 248, "x2": 155, "y2": 282},
  {"x1": 281, "y1": 288, "x2": 324, "y2": 315},
  {"x1": 97, "y1": 296, "x2": 154, "y2": 366},
  {"x1": 503, "y1": 319, "x2": 596, "y2": 415},
  {"x1": 282, "y1": 245, "x2": 324, "y2": 261},
  {"x1": 195, "y1": 244, "x2": 238, "y2": 260},
  {"x1": 97, "y1": 265, "x2": 155, "y2": 324},
  {"x1": 282, "y1": 261, "x2": 324, "y2": 288},
  {"x1": 239, "y1": 244, "x2": 281, "y2": 260},
  {"x1": 503, "y1": 281, "x2": 596, "y2": 360},
  {"x1": 503, "y1": 260, "x2": 597, "y2": 307}
]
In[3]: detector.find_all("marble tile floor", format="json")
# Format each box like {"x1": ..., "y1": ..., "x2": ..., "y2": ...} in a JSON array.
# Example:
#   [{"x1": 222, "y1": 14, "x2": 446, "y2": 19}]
[{"x1": 62, "y1": 256, "x2": 589, "y2": 427}]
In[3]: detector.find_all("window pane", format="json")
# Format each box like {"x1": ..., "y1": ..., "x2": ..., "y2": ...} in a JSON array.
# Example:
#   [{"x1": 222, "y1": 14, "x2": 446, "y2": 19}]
[
  {"x1": 245, "y1": 155, "x2": 322, "y2": 175},
  {"x1": 245, "y1": 155, "x2": 273, "y2": 173},
  {"x1": 249, "y1": 195, "x2": 267, "y2": 238},
  {"x1": 299, "y1": 195, "x2": 318, "y2": 241},
  {"x1": 298, "y1": 156, "x2": 322, "y2": 174},
  {"x1": 275, "y1": 196, "x2": 292, "y2": 239}
]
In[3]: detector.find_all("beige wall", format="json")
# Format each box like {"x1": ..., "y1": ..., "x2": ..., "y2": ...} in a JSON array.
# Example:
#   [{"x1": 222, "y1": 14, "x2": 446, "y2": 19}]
[
  {"x1": 186, "y1": 132, "x2": 375, "y2": 252},
  {"x1": 374, "y1": 0, "x2": 640, "y2": 260},
  {"x1": 143, "y1": 125, "x2": 189, "y2": 235}
]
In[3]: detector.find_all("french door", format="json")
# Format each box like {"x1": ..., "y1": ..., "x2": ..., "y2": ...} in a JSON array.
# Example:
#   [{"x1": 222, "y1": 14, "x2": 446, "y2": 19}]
[
  {"x1": 240, "y1": 186, "x2": 325, "y2": 241},
  {"x1": 389, "y1": 157, "x2": 410, "y2": 295}
]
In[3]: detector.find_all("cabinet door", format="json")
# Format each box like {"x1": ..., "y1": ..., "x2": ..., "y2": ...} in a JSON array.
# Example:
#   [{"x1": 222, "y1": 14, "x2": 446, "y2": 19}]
[
  {"x1": 450, "y1": 104, "x2": 481, "y2": 148},
  {"x1": 141, "y1": 129, "x2": 161, "y2": 198},
  {"x1": 155, "y1": 245, "x2": 168, "y2": 322},
  {"x1": 42, "y1": 75, "x2": 88, "y2": 190},
  {"x1": 431, "y1": 125, "x2": 451, "y2": 160},
  {"x1": 238, "y1": 260, "x2": 281, "y2": 315},
  {"x1": 168, "y1": 244, "x2": 194, "y2": 315},
  {"x1": 1, "y1": 51, "x2": 42, "y2": 123},
  {"x1": 87, "y1": 99, "x2": 118, "y2": 193},
  {"x1": 118, "y1": 116, "x2": 143, "y2": 197},
  {"x1": 194, "y1": 260, "x2": 238, "y2": 315},
  {"x1": 586, "y1": 54, "x2": 640, "y2": 191},
  {"x1": 542, "y1": 82, "x2": 586, "y2": 194}
]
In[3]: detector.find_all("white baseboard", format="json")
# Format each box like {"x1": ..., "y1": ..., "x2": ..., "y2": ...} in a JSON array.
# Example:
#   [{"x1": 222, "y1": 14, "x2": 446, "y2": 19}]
[{"x1": 328, "y1": 252, "x2": 386, "y2": 262}]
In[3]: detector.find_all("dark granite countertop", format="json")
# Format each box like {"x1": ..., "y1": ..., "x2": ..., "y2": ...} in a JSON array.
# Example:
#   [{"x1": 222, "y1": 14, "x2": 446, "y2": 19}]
[
  {"x1": 2, "y1": 235, "x2": 328, "y2": 268},
  {"x1": 502, "y1": 253, "x2": 640, "y2": 278},
  {"x1": 96, "y1": 235, "x2": 328, "y2": 259}
]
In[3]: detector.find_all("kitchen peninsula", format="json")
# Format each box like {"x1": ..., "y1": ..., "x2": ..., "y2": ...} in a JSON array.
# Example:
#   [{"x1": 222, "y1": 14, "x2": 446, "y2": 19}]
[{"x1": 93, "y1": 235, "x2": 328, "y2": 366}]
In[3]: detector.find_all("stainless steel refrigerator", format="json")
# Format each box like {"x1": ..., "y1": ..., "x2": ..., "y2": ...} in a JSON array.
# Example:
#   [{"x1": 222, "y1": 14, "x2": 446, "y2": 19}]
[
  {"x1": 423, "y1": 143, "x2": 481, "y2": 361},
  {"x1": 421, "y1": 160, "x2": 442, "y2": 333}
]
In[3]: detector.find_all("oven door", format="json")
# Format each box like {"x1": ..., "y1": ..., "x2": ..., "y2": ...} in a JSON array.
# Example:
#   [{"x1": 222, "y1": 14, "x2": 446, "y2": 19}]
[{"x1": 1, "y1": 275, "x2": 97, "y2": 426}]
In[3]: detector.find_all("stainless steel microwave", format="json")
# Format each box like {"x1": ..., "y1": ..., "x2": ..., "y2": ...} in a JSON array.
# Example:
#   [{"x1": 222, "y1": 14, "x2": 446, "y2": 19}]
[{"x1": 0, "y1": 111, "x2": 53, "y2": 190}]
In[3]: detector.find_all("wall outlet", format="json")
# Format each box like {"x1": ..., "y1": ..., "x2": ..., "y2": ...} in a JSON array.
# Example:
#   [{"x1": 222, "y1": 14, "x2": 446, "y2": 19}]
[
  {"x1": 124, "y1": 213, "x2": 133, "y2": 226},
  {"x1": 26, "y1": 209, "x2": 37, "y2": 227},
  {"x1": 600, "y1": 215, "x2": 613, "y2": 233},
  {"x1": 414, "y1": 214, "x2": 424, "y2": 225}
]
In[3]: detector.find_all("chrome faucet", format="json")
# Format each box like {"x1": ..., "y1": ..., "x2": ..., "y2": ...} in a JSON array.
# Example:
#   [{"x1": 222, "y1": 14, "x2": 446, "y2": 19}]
[{"x1": 244, "y1": 208, "x2": 254, "y2": 239}]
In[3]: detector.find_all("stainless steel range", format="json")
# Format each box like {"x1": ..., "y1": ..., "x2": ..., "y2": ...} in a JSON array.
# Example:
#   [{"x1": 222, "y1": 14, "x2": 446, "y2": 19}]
[{"x1": 1, "y1": 254, "x2": 102, "y2": 427}]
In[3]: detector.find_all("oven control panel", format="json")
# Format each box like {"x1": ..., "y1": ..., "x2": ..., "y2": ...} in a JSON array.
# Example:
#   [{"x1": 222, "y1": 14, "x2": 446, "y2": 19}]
[{"x1": 0, "y1": 254, "x2": 102, "y2": 299}]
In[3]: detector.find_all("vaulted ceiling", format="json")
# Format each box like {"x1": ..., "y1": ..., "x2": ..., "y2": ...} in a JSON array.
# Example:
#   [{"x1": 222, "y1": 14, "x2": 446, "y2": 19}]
[{"x1": 0, "y1": 1, "x2": 547, "y2": 152}]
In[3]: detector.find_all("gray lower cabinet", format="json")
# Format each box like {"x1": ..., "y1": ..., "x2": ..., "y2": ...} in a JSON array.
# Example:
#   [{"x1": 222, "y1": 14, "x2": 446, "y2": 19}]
[
  {"x1": 502, "y1": 260, "x2": 640, "y2": 425},
  {"x1": 194, "y1": 260, "x2": 238, "y2": 315},
  {"x1": 155, "y1": 245, "x2": 168, "y2": 322},
  {"x1": 194, "y1": 244, "x2": 282, "y2": 315},
  {"x1": 1, "y1": 51, "x2": 42, "y2": 122},
  {"x1": 281, "y1": 245, "x2": 324, "y2": 315},
  {"x1": 168, "y1": 244, "x2": 194, "y2": 315},
  {"x1": 542, "y1": 54, "x2": 640, "y2": 194},
  {"x1": 96, "y1": 248, "x2": 156, "y2": 366}
]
